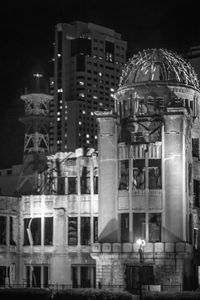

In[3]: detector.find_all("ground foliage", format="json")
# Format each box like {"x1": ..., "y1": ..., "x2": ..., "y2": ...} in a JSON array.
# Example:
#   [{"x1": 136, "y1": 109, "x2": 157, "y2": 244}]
[
  {"x1": 53, "y1": 288, "x2": 133, "y2": 300},
  {"x1": 0, "y1": 288, "x2": 51, "y2": 300},
  {"x1": 143, "y1": 291, "x2": 200, "y2": 300}
]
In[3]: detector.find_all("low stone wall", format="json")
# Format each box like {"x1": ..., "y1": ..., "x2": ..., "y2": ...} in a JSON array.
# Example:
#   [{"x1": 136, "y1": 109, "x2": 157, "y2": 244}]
[
  {"x1": 91, "y1": 242, "x2": 193, "y2": 254},
  {"x1": 91, "y1": 242, "x2": 194, "y2": 292}
]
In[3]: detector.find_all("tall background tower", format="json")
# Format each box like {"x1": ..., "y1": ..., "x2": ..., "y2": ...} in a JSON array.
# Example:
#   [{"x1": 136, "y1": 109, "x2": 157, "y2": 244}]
[{"x1": 49, "y1": 21, "x2": 127, "y2": 153}]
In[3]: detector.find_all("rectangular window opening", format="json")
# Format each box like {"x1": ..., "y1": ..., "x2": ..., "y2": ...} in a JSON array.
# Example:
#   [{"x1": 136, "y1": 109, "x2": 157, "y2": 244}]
[
  {"x1": 148, "y1": 213, "x2": 161, "y2": 242},
  {"x1": 93, "y1": 217, "x2": 98, "y2": 242},
  {"x1": 133, "y1": 160, "x2": 145, "y2": 190},
  {"x1": 81, "y1": 217, "x2": 90, "y2": 245},
  {"x1": 121, "y1": 213, "x2": 129, "y2": 243},
  {"x1": 81, "y1": 167, "x2": 90, "y2": 194},
  {"x1": 44, "y1": 217, "x2": 53, "y2": 245},
  {"x1": 0, "y1": 216, "x2": 6, "y2": 245},
  {"x1": 133, "y1": 213, "x2": 145, "y2": 242},
  {"x1": 24, "y1": 218, "x2": 41, "y2": 246},
  {"x1": 119, "y1": 160, "x2": 129, "y2": 190},
  {"x1": 68, "y1": 177, "x2": 77, "y2": 194},
  {"x1": 68, "y1": 217, "x2": 78, "y2": 246}
]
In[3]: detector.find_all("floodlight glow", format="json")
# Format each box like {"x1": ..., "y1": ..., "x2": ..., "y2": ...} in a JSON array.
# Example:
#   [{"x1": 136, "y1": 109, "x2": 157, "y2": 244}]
[{"x1": 136, "y1": 239, "x2": 146, "y2": 247}]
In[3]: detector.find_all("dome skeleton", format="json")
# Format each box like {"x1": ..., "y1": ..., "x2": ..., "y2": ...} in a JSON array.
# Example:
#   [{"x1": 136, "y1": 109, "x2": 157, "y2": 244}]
[{"x1": 119, "y1": 48, "x2": 199, "y2": 89}]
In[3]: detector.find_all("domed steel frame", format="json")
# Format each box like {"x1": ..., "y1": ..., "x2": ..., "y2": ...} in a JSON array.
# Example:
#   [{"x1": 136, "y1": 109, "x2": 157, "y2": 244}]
[
  {"x1": 119, "y1": 48, "x2": 199, "y2": 90},
  {"x1": 115, "y1": 48, "x2": 200, "y2": 145}
]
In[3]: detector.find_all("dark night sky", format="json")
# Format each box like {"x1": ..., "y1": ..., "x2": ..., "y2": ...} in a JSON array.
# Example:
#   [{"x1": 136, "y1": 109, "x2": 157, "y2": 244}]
[{"x1": 0, "y1": 0, "x2": 200, "y2": 168}]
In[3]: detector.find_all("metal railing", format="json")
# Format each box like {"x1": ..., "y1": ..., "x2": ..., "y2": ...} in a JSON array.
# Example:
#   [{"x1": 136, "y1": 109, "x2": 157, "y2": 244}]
[{"x1": 0, "y1": 283, "x2": 183, "y2": 293}]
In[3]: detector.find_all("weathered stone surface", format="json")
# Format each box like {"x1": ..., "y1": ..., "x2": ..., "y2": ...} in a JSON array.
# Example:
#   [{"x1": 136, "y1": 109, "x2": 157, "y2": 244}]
[
  {"x1": 112, "y1": 243, "x2": 121, "y2": 252},
  {"x1": 133, "y1": 242, "x2": 140, "y2": 252},
  {"x1": 176, "y1": 242, "x2": 186, "y2": 252},
  {"x1": 144, "y1": 243, "x2": 153, "y2": 252},
  {"x1": 91, "y1": 243, "x2": 101, "y2": 252},
  {"x1": 122, "y1": 243, "x2": 132, "y2": 252},
  {"x1": 165, "y1": 243, "x2": 175, "y2": 252},
  {"x1": 155, "y1": 242, "x2": 164, "y2": 252},
  {"x1": 102, "y1": 243, "x2": 112, "y2": 252}
]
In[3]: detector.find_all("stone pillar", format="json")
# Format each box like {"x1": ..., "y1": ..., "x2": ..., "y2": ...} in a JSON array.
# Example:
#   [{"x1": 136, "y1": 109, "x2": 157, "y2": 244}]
[
  {"x1": 95, "y1": 111, "x2": 119, "y2": 242},
  {"x1": 163, "y1": 109, "x2": 188, "y2": 242},
  {"x1": 51, "y1": 207, "x2": 66, "y2": 284}
]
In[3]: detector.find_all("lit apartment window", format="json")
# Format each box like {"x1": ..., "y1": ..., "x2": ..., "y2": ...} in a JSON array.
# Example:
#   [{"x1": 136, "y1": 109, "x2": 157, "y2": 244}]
[{"x1": 79, "y1": 92, "x2": 85, "y2": 98}]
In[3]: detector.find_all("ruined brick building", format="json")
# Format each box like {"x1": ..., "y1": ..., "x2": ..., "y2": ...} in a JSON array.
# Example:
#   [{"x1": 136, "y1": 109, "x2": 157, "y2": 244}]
[{"x1": 1, "y1": 48, "x2": 200, "y2": 292}]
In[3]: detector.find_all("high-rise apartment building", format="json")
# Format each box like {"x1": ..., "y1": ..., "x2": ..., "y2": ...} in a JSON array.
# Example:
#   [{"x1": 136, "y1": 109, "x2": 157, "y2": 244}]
[{"x1": 49, "y1": 21, "x2": 127, "y2": 153}]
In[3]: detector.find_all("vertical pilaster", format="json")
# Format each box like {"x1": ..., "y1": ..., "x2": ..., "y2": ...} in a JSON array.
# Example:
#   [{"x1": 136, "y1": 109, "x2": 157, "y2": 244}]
[
  {"x1": 95, "y1": 111, "x2": 119, "y2": 242},
  {"x1": 163, "y1": 109, "x2": 187, "y2": 241}
]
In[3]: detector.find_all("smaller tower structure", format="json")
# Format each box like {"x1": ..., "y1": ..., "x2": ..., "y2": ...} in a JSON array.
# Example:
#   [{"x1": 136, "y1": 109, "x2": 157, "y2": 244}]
[{"x1": 16, "y1": 93, "x2": 53, "y2": 194}]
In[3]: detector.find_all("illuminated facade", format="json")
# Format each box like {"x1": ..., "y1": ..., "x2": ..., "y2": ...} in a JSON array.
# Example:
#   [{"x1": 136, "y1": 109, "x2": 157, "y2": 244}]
[
  {"x1": 1, "y1": 48, "x2": 200, "y2": 292},
  {"x1": 91, "y1": 48, "x2": 200, "y2": 291},
  {"x1": 50, "y1": 21, "x2": 127, "y2": 153},
  {"x1": 0, "y1": 150, "x2": 98, "y2": 288}
]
